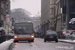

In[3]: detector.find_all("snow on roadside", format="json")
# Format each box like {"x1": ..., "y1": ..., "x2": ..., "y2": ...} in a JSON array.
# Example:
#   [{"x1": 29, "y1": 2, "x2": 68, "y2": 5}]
[{"x1": 0, "y1": 39, "x2": 14, "y2": 50}]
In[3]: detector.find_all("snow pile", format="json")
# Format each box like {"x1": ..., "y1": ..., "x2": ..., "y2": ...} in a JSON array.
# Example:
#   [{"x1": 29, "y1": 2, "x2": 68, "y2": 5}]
[{"x1": 0, "y1": 39, "x2": 14, "y2": 50}]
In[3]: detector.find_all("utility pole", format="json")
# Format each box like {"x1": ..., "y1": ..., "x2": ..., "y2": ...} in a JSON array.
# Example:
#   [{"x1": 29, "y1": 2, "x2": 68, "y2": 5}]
[
  {"x1": 0, "y1": 0, "x2": 1, "y2": 20},
  {"x1": 12, "y1": 18, "x2": 14, "y2": 26},
  {"x1": 11, "y1": 18, "x2": 14, "y2": 31}
]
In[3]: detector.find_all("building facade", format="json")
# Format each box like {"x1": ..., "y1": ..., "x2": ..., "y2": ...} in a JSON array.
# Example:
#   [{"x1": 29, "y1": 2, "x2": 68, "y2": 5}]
[
  {"x1": 0, "y1": 0, "x2": 6, "y2": 23},
  {"x1": 41, "y1": 0, "x2": 50, "y2": 37},
  {"x1": 6, "y1": 0, "x2": 10, "y2": 15},
  {"x1": 31, "y1": 16, "x2": 41, "y2": 32},
  {"x1": 41, "y1": 0, "x2": 62, "y2": 37},
  {"x1": 41, "y1": 0, "x2": 75, "y2": 38},
  {"x1": 0, "y1": 0, "x2": 10, "y2": 27}
]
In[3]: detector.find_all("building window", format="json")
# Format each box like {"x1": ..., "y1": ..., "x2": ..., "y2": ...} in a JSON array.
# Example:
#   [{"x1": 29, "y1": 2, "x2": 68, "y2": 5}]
[
  {"x1": 1, "y1": 15, "x2": 4, "y2": 21},
  {"x1": 50, "y1": 8, "x2": 54, "y2": 14},
  {"x1": 50, "y1": 0, "x2": 55, "y2": 4},
  {"x1": 6, "y1": 4, "x2": 8, "y2": 10},
  {"x1": 55, "y1": 0, "x2": 58, "y2": 2},
  {"x1": 1, "y1": 2, "x2": 4, "y2": 8}
]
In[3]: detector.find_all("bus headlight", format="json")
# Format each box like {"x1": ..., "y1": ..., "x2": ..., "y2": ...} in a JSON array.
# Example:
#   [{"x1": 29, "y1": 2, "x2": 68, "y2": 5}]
[
  {"x1": 31, "y1": 35, "x2": 34, "y2": 38},
  {"x1": 14, "y1": 35, "x2": 17, "y2": 38}
]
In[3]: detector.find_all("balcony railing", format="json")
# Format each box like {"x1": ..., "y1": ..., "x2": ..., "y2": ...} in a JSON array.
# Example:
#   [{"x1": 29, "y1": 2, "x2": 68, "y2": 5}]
[{"x1": 1, "y1": 8, "x2": 6, "y2": 15}]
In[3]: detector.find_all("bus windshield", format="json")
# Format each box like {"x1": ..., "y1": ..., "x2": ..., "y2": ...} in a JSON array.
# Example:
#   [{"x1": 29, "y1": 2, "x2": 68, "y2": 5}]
[{"x1": 15, "y1": 23, "x2": 33, "y2": 34}]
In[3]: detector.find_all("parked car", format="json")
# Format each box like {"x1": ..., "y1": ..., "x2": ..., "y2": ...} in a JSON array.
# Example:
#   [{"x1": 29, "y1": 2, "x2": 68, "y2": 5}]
[
  {"x1": 62, "y1": 30, "x2": 73, "y2": 35},
  {"x1": 62, "y1": 31, "x2": 71, "y2": 37},
  {"x1": 62, "y1": 30, "x2": 75, "y2": 39},
  {"x1": 44, "y1": 31, "x2": 58, "y2": 42},
  {"x1": 70, "y1": 31, "x2": 75, "y2": 40}
]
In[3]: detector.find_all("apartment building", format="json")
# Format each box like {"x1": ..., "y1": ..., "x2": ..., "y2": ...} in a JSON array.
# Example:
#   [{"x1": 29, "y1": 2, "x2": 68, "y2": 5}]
[
  {"x1": 0, "y1": 0, "x2": 6, "y2": 21},
  {"x1": 54, "y1": 0, "x2": 61, "y2": 33},
  {"x1": 6, "y1": 0, "x2": 10, "y2": 15},
  {"x1": 41, "y1": 0, "x2": 61, "y2": 36},
  {"x1": 41, "y1": 0, "x2": 50, "y2": 36},
  {"x1": 0, "y1": 0, "x2": 10, "y2": 27}
]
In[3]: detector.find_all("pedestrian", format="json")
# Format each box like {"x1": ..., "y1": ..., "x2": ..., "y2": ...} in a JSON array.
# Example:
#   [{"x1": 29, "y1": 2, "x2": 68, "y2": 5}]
[
  {"x1": 1, "y1": 29, "x2": 5, "y2": 36},
  {"x1": 1, "y1": 29, "x2": 6, "y2": 42}
]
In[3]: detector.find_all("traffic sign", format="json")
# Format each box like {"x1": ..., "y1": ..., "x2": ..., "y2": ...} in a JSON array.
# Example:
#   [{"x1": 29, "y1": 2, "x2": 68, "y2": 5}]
[
  {"x1": 38, "y1": 29, "x2": 41, "y2": 33},
  {"x1": 49, "y1": 23, "x2": 52, "y2": 25},
  {"x1": 6, "y1": 14, "x2": 10, "y2": 24}
]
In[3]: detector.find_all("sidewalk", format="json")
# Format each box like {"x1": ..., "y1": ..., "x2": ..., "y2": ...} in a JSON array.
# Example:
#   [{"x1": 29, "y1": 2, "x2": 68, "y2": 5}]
[
  {"x1": 0, "y1": 39, "x2": 14, "y2": 50},
  {"x1": 58, "y1": 39, "x2": 75, "y2": 44}
]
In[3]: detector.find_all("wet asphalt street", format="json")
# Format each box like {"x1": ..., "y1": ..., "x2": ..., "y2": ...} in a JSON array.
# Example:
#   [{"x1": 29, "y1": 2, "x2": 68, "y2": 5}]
[{"x1": 9, "y1": 38, "x2": 75, "y2": 50}]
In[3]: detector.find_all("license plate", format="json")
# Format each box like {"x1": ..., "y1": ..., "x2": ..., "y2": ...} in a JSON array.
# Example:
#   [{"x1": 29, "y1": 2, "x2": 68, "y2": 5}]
[{"x1": 49, "y1": 36, "x2": 53, "y2": 38}]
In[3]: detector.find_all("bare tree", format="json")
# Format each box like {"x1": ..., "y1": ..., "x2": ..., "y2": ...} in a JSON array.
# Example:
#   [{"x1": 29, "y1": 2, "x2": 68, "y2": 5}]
[{"x1": 11, "y1": 8, "x2": 31, "y2": 23}]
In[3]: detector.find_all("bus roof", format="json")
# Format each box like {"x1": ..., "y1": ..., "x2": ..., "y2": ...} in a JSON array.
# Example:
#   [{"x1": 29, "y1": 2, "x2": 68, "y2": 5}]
[{"x1": 15, "y1": 21, "x2": 33, "y2": 24}]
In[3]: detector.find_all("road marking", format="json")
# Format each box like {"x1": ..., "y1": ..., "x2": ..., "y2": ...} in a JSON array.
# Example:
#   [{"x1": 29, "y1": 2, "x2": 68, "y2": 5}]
[{"x1": 56, "y1": 46, "x2": 74, "y2": 49}]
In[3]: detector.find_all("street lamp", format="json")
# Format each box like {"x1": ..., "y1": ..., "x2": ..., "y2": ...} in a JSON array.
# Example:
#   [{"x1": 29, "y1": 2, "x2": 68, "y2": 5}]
[
  {"x1": 11, "y1": 18, "x2": 14, "y2": 26},
  {"x1": 11, "y1": 18, "x2": 15, "y2": 32}
]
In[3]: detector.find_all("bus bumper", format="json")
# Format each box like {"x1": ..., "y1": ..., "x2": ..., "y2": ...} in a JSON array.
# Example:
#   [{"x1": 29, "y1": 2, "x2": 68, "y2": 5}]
[{"x1": 14, "y1": 37, "x2": 34, "y2": 41}]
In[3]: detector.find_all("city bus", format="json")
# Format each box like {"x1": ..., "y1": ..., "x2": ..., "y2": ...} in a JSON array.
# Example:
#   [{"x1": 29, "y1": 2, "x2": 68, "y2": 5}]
[{"x1": 14, "y1": 22, "x2": 34, "y2": 42}]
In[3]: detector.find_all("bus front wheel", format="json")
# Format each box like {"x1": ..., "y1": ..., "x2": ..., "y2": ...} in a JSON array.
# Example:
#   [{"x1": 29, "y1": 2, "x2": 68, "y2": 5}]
[
  {"x1": 28, "y1": 40, "x2": 34, "y2": 42},
  {"x1": 31, "y1": 40, "x2": 34, "y2": 42},
  {"x1": 14, "y1": 40, "x2": 18, "y2": 43}
]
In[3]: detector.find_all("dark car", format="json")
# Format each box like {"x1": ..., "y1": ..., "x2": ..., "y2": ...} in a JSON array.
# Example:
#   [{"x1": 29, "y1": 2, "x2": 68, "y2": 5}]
[{"x1": 44, "y1": 31, "x2": 58, "y2": 42}]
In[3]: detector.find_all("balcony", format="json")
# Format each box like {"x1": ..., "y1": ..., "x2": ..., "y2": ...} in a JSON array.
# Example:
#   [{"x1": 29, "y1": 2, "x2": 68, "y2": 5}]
[
  {"x1": 1, "y1": 8, "x2": 6, "y2": 15},
  {"x1": 50, "y1": 5, "x2": 55, "y2": 8},
  {"x1": 55, "y1": 0, "x2": 60, "y2": 4},
  {"x1": 50, "y1": 0, "x2": 55, "y2": 8},
  {"x1": 1, "y1": 0, "x2": 7, "y2": 4}
]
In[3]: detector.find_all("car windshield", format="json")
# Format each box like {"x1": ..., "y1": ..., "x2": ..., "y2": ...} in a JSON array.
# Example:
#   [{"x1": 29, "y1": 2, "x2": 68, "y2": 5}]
[{"x1": 46, "y1": 31, "x2": 57, "y2": 35}]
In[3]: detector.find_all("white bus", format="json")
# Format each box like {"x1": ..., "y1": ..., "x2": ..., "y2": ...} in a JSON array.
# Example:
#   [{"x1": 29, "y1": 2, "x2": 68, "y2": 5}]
[{"x1": 14, "y1": 22, "x2": 34, "y2": 42}]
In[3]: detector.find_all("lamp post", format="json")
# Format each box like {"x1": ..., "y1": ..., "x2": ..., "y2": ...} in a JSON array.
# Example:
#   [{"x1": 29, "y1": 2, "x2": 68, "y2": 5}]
[
  {"x1": 11, "y1": 18, "x2": 15, "y2": 32},
  {"x1": 11, "y1": 18, "x2": 14, "y2": 26},
  {"x1": 6, "y1": 14, "x2": 10, "y2": 40}
]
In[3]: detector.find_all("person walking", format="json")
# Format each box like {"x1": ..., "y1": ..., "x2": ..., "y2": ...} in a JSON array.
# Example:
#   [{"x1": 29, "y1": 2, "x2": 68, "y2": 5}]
[{"x1": 1, "y1": 29, "x2": 6, "y2": 42}]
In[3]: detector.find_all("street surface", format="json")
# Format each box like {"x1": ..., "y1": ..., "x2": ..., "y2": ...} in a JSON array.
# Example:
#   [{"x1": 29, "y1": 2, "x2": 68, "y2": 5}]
[{"x1": 9, "y1": 38, "x2": 75, "y2": 50}]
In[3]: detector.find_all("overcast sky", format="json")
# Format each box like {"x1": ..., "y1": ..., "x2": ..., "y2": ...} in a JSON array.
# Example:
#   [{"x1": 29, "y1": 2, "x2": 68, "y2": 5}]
[{"x1": 11, "y1": 0, "x2": 41, "y2": 16}]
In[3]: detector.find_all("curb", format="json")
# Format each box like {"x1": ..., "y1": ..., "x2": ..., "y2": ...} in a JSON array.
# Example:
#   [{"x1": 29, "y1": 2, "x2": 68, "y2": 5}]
[
  {"x1": 8, "y1": 42, "x2": 13, "y2": 50},
  {"x1": 40, "y1": 38, "x2": 75, "y2": 44},
  {"x1": 58, "y1": 40, "x2": 75, "y2": 44},
  {"x1": 8, "y1": 39, "x2": 14, "y2": 50}
]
